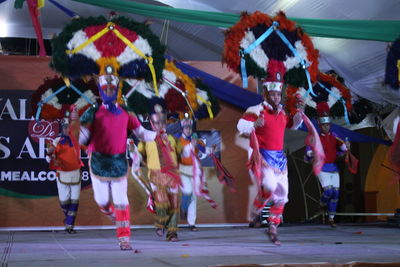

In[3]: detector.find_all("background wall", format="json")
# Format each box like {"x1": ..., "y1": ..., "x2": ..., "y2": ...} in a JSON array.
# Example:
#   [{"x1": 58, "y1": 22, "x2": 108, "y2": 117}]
[{"x1": 1, "y1": 56, "x2": 398, "y2": 228}]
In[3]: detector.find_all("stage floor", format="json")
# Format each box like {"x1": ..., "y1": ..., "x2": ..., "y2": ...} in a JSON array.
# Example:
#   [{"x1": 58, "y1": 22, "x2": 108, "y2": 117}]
[{"x1": 1, "y1": 224, "x2": 400, "y2": 267}]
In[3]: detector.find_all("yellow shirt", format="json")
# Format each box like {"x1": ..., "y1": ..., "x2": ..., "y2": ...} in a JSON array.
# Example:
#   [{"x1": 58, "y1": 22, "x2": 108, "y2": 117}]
[{"x1": 138, "y1": 135, "x2": 178, "y2": 171}]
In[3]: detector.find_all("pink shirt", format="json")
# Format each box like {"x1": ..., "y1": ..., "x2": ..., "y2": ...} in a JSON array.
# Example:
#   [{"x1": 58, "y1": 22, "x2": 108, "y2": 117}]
[{"x1": 88, "y1": 105, "x2": 141, "y2": 155}]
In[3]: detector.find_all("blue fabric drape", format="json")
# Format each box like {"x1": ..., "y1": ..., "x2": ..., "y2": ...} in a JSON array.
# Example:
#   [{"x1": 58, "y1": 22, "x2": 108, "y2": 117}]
[{"x1": 171, "y1": 57, "x2": 391, "y2": 146}]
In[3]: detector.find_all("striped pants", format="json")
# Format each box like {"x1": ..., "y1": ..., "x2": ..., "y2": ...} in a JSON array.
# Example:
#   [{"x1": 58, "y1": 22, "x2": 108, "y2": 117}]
[{"x1": 90, "y1": 175, "x2": 131, "y2": 242}]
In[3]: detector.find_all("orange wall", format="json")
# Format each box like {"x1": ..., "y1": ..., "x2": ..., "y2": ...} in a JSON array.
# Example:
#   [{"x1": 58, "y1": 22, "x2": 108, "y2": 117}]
[{"x1": 365, "y1": 144, "x2": 400, "y2": 219}]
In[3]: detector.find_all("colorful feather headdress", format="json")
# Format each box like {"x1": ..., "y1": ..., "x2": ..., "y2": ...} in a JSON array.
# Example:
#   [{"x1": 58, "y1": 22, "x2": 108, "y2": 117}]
[
  {"x1": 122, "y1": 59, "x2": 219, "y2": 120},
  {"x1": 286, "y1": 71, "x2": 353, "y2": 124},
  {"x1": 31, "y1": 76, "x2": 98, "y2": 121},
  {"x1": 50, "y1": 16, "x2": 165, "y2": 96},
  {"x1": 223, "y1": 11, "x2": 319, "y2": 92}
]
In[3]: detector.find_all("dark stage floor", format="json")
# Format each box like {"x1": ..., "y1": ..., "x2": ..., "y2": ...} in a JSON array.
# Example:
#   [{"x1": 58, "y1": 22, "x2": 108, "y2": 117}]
[{"x1": 1, "y1": 224, "x2": 400, "y2": 266}]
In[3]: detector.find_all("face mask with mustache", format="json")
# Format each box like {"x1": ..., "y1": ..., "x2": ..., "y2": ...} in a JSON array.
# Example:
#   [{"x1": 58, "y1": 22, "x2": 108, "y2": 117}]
[{"x1": 97, "y1": 75, "x2": 121, "y2": 114}]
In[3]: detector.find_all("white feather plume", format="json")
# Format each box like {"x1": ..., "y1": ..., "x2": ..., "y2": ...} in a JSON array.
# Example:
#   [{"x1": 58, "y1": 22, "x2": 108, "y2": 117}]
[
  {"x1": 68, "y1": 30, "x2": 101, "y2": 61},
  {"x1": 241, "y1": 31, "x2": 269, "y2": 70},
  {"x1": 42, "y1": 89, "x2": 62, "y2": 109},
  {"x1": 117, "y1": 36, "x2": 152, "y2": 65}
]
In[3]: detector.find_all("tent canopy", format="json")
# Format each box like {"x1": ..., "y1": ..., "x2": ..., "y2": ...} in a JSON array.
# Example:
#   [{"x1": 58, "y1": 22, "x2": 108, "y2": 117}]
[{"x1": 1, "y1": 0, "x2": 400, "y2": 106}]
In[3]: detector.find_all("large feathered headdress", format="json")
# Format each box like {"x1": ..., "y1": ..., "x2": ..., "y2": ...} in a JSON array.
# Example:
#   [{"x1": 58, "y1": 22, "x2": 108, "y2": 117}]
[
  {"x1": 50, "y1": 16, "x2": 165, "y2": 95},
  {"x1": 122, "y1": 59, "x2": 219, "y2": 120},
  {"x1": 223, "y1": 11, "x2": 319, "y2": 92},
  {"x1": 31, "y1": 76, "x2": 98, "y2": 121},
  {"x1": 287, "y1": 71, "x2": 353, "y2": 123}
]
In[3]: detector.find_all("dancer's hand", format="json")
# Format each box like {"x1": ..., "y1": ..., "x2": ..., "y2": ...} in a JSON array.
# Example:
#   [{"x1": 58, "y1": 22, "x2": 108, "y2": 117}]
[
  {"x1": 295, "y1": 94, "x2": 305, "y2": 112},
  {"x1": 345, "y1": 140, "x2": 351, "y2": 150}
]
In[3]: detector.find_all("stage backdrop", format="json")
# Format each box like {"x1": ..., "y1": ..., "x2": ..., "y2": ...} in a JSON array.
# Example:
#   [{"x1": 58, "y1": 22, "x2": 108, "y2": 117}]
[
  {"x1": 2, "y1": 56, "x2": 395, "y2": 228},
  {"x1": 0, "y1": 56, "x2": 251, "y2": 227}
]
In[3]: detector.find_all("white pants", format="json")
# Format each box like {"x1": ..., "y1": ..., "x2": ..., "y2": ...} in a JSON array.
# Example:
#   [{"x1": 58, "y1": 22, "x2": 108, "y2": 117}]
[
  {"x1": 318, "y1": 171, "x2": 340, "y2": 188},
  {"x1": 90, "y1": 174, "x2": 129, "y2": 206},
  {"x1": 180, "y1": 173, "x2": 197, "y2": 225},
  {"x1": 56, "y1": 171, "x2": 81, "y2": 202},
  {"x1": 261, "y1": 166, "x2": 289, "y2": 205}
]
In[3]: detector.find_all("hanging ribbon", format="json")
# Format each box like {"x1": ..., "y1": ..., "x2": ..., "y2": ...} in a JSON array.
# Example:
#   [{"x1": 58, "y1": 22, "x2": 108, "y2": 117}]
[
  {"x1": 191, "y1": 151, "x2": 217, "y2": 208},
  {"x1": 196, "y1": 94, "x2": 213, "y2": 119},
  {"x1": 27, "y1": 0, "x2": 47, "y2": 56},
  {"x1": 247, "y1": 130, "x2": 263, "y2": 189},
  {"x1": 240, "y1": 22, "x2": 278, "y2": 88},
  {"x1": 300, "y1": 112, "x2": 325, "y2": 175},
  {"x1": 210, "y1": 153, "x2": 236, "y2": 192},
  {"x1": 317, "y1": 82, "x2": 350, "y2": 125},
  {"x1": 345, "y1": 151, "x2": 359, "y2": 174}
]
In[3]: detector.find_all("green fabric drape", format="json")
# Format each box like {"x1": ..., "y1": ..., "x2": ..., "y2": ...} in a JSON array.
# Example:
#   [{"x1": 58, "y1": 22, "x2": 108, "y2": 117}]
[{"x1": 72, "y1": 0, "x2": 400, "y2": 42}]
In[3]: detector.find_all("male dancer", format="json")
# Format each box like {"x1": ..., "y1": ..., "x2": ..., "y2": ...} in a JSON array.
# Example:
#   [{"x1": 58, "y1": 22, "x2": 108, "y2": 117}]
[
  {"x1": 176, "y1": 114, "x2": 217, "y2": 231},
  {"x1": 237, "y1": 61, "x2": 304, "y2": 245},
  {"x1": 47, "y1": 109, "x2": 82, "y2": 234},
  {"x1": 305, "y1": 102, "x2": 349, "y2": 227},
  {"x1": 78, "y1": 66, "x2": 156, "y2": 250},
  {"x1": 138, "y1": 103, "x2": 181, "y2": 242}
]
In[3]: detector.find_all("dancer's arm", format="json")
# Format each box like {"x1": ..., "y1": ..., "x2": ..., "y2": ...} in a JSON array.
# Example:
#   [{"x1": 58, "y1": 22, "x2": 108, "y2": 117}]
[{"x1": 127, "y1": 113, "x2": 156, "y2": 141}]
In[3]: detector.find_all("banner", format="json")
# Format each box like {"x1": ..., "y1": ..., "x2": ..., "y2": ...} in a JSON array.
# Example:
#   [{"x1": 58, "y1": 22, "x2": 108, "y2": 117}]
[
  {"x1": 0, "y1": 90, "x2": 221, "y2": 198},
  {"x1": 0, "y1": 89, "x2": 91, "y2": 198}
]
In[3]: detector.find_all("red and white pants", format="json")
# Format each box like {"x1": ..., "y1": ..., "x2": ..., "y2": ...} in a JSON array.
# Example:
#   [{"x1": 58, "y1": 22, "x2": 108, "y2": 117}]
[
  {"x1": 251, "y1": 166, "x2": 288, "y2": 225},
  {"x1": 90, "y1": 173, "x2": 131, "y2": 242}
]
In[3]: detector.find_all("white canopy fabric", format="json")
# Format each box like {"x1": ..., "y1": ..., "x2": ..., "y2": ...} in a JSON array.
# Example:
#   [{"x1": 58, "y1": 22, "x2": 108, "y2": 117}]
[{"x1": 1, "y1": 0, "x2": 400, "y2": 106}]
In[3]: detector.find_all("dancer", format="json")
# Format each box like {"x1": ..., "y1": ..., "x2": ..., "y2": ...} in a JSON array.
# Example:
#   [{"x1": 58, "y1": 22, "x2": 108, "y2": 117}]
[
  {"x1": 78, "y1": 67, "x2": 156, "y2": 250},
  {"x1": 305, "y1": 102, "x2": 350, "y2": 227},
  {"x1": 46, "y1": 109, "x2": 82, "y2": 234},
  {"x1": 47, "y1": 14, "x2": 166, "y2": 250},
  {"x1": 137, "y1": 102, "x2": 181, "y2": 242},
  {"x1": 176, "y1": 114, "x2": 217, "y2": 231},
  {"x1": 237, "y1": 61, "x2": 304, "y2": 245}
]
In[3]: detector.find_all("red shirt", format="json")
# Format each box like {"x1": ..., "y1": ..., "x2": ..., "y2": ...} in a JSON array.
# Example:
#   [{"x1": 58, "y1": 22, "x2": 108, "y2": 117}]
[
  {"x1": 242, "y1": 105, "x2": 289, "y2": 150},
  {"x1": 320, "y1": 132, "x2": 344, "y2": 163},
  {"x1": 50, "y1": 139, "x2": 82, "y2": 171}
]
